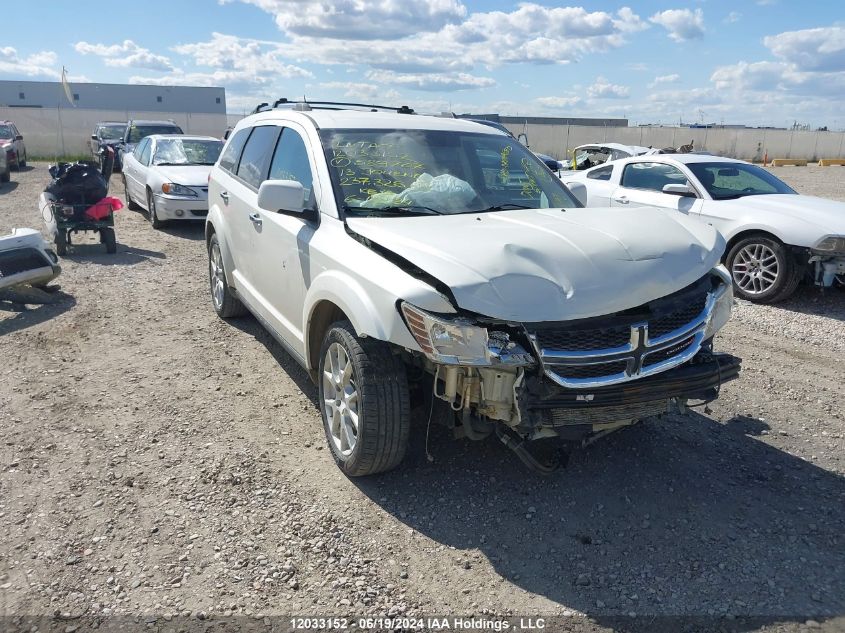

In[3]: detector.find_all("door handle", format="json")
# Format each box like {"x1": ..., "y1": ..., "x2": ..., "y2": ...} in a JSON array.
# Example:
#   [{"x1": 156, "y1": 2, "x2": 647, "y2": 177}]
[
  {"x1": 220, "y1": 191, "x2": 229, "y2": 203},
  {"x1": 613, "y1": 196, "x2": 629, "y2": 204},
  {"x1": 248, "y1": 212, "x2": 262, "y2": 226}
]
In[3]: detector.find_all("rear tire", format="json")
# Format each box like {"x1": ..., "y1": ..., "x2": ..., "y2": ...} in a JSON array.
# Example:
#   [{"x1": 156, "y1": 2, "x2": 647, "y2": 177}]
[
  {"x1": 18, "y1": 152, "x2": 26, "y2": 168},
  {"x1": 726, "y1": 235, "x2": 799, "y2": 303},
  {"x1": 124, "y1": 177, "x2": 141, "y2": 210},
  {"x1": 318, "y1": 321, "x2": 411, "y2": 477},
  {"x1": 208, "y1": 233, "x2": 247, "y2": 318},
  {"x1": 0, "y1": 167, "x2": 9, "y2": 183},
  {"x1": 101, "y1": 228, "x2": 117, "y2": 254},
  {"x1": 55, "y1": 231, "x2": 67, "y2": 256}
]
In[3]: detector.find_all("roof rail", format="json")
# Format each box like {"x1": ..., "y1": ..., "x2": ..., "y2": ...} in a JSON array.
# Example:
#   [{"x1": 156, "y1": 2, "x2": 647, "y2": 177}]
[
  {"x1": 252, "y1": 102, "x2": 270, "y2": 114},
  {"x1": 263, "y1": 99, "x2": 415, "y2": 114}
]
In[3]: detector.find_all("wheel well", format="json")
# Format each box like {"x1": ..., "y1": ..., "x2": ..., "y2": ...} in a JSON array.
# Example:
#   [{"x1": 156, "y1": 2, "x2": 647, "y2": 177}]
[
  {"x1": 724, "y1": 230, "x2": 782, "y2": 261},
  {"x1": 308, "y1": 301, "x2": 349, "y2": 375}
]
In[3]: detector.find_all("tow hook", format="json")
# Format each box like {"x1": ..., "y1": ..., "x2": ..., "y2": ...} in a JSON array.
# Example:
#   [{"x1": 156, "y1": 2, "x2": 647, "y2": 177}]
[{"x1": 495, "y1": 426, "x2": 567, "y2": 475}]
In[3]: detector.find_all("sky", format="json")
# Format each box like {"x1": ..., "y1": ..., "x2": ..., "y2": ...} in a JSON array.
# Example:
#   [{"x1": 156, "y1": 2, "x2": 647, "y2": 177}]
[{"x1": 3, "y1": 0, "x2": 844, "y2": 128}]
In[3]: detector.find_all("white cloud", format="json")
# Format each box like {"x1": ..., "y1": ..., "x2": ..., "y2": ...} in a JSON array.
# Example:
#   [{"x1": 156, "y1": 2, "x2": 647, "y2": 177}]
[
  {"x1": 0, "y1": 47, "x2": 60, "y2": 78},
  {"x1": 649, "y1": 8, "x2": 705, "y2": 42},
  {"x1": 173, "y1": 33, "x2": 311, "y2": 80},
  {"x1": 649, "y1": 73, "x2": 681, "y2": 88},
  {"x1": 536, "y1": 95, "x2": 582, "y2": 108},
  {"x1": 364, "y1": 69, "x2": 494, "y2": 91},
  {"x1": 763, "y1": 27, "x2": 845, "y2": 72},
  {"x1": 227, "y1": 0, "x2": 467, "y2": 40},
  {"x1": 725, "y1": 11, "x2": 741, "y2": 24},
  {"x1": 319, "y1": 81, "x2": 401, "y2": 102},
  {"x1": 75, "y1": 40, "x2": 174, "y2": 71},
  {"x1": 587, "y1": 76, "x2": 629, "y2": 99}
]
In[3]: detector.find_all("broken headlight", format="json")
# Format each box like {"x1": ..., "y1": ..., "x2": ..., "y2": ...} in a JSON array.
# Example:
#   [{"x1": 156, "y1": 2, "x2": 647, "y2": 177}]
[
  {"x1": 813, "y1": 236, "x2": 845, "y2": 254},
  {"x1": 704, "y1": 265, "x2": 734, "y2": 339},
  {"x1": 400, "y1": 302, "x2": 534, "y2": 366}
]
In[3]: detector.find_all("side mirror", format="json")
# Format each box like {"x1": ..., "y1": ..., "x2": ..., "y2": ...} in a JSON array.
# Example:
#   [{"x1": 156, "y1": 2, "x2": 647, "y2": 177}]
[
  {"x1": 662, "y1": 183, "x2": 695, "y2": 197},
  {"x1": 91, "y1": 134, "x2": 98, "y2": 140},
  {"x1": 517, "y1": 133, "x2": 529, "y2": 146},
  {"x1": 15, "y1": 135, "x2": 23, "y2": 141},
  {"x1": 567, "y1": 182, "x2": 588, "y2": 206},
  {"x1": 257, "y1": 179, "x2": 316, "y2": 220}
]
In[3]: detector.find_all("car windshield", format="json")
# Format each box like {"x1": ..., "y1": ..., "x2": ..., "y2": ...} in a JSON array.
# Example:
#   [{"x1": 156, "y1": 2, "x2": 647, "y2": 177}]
[
  {"x1": 320, "y1": 128, "x2": 580, "y2": 217},
  {"x1": 0, "y1": 124, "x2": 13, "y2": 138},
  {"x1": 152, "y1": 139, "x2": 223, "y2": 166},
  {"x1": 98, "y1": 125, "x2": 125, "y2": 140},
  {"x1": 687, "y1": 162, "x2": 796, "y2": 200},
  {"x1": 127, "y1": 125, "x2": 183, "y2": 143}
]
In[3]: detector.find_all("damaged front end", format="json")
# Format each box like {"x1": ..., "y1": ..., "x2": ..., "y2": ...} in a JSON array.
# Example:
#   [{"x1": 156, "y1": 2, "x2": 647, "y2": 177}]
[{"x1": 399, "y1": 267, "x2": 741, "y2": 471}]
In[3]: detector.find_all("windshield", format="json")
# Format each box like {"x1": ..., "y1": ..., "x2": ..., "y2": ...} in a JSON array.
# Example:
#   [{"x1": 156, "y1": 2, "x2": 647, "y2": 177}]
[
  {"x1": 320, "y1": 128, "x2": 580, "y2": 217},
  {"x1": 127, "y1": 125, "x2": 184, "y2": 143},
  {"x1": 0, "y1": 125, "x2": 13, "y2": 138},
  {"x1": 687, "y1": 162, "x2": 796, "y2": 200},
  {"x1": 152, "y1": 139, "x2": 222, "y2": 166},
  {"x1": 98, "y1": 124, "x2": 125, "y2": 140}
]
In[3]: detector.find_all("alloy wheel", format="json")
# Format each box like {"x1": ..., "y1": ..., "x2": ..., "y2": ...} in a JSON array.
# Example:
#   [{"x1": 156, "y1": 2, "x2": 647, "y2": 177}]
[
  {"x1": 322, "y1": 342, "x2": 359, "y2": 457},
  {"x1": 731, "y1": 243, "x2": 779, "y2": 295},
  {"x1": 209, "y1": 241, "x2": 225, "y2": 311}
]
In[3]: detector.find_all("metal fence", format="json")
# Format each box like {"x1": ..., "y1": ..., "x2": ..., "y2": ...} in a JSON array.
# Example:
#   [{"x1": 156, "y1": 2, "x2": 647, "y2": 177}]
[
  {"x1": 504, "y1": 123, "x2": 845, "y2": 162},
  {"x1": 1, "y1": 106, "x2": 228, "y2": 156}
]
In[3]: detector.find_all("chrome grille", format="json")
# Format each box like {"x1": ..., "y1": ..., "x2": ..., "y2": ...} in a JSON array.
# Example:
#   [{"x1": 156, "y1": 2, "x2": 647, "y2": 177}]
[{"x1": 530, "y1": 274, "x2": 723, "y2": 389}]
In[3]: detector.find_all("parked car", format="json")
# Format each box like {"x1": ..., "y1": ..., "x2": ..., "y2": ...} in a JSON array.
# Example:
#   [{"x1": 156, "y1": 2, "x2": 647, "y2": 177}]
[
  {"x1": 563, "y1": 154, "x2": 845, "y2": 302},
  {"x1": 89, "y1": 121, "x2": 127, "y2": 164},
  {"x1": 0, "y1": 146, "x2": 9, "y2": 183},
  {"x1": 204, "y1": 102, "x2": 740, "y2": 476},
  {"x1": 561, "y1": 143, "x2": 652, "y2": 171},
  {"x1": 115, "y1": 119, "x2": 184, "y2": 172},
  {"x1": 122, "y1": 135, "x2": 222, "y2": 228},
  {"x1": 0, "y1": 227, "x2": 61, "y2": 293},
  {"x1": 0, "y1": 120, "x2": 27, "y2": 171}
]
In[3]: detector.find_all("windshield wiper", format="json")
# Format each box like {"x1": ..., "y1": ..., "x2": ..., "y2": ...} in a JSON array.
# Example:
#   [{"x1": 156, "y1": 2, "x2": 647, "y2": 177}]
[
  {"x1": 343, "y1": 205, "x2": 443, "y2": 216},
  {"x1": 469, "y1": 203, "x2": 533, "y2": 213}
]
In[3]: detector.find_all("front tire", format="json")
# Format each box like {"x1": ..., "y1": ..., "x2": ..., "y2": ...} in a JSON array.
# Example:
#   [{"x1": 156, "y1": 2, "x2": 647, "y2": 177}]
[
  {"x1": 726, "y1": 235, "x2": 800, "y2": 303},
  {"x1": 207, "y1": 233, "x2": 247, "y2": 318},
  {"x1": 318, "y1": 321, "x2": 411, "y2": 477},
  {"x1": 147, "y1": 191, "x2": 163, "y2": 229}
]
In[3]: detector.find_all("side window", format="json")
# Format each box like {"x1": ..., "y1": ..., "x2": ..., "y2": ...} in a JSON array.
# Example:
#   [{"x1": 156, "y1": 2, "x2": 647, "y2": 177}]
[
  {"x1": 236, "y1": 126, "x2": 281, "y2": 189},
  {"x1": 218, "y1": 127, "x2": 251, "y2": 174},
  {"x1": 269, "y1": 128, "x2": 316, "y2": 207},
  {"x1": 621, "y1": 162, "x2": 687, "y2": 192},
  {"x1": 133, "y1": 138, "x2": 148, "y2": 161},
  {"x1": 140, "y1": 141, "x2": 152, "y2": 166},
  {"x1": 587, "y1": 165, "x2": 613, "y2": 181}
]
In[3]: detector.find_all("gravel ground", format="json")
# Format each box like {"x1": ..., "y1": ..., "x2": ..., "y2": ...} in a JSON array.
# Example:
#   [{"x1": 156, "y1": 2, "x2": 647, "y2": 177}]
[{"x1": 1, "y1": 164, "x2": 844, "y2": 633}]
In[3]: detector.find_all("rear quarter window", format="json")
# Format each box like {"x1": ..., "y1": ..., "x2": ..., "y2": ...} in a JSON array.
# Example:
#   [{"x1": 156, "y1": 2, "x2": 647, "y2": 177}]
[{"x1": 218, "y1": 127, "x2": 251, "y2": 174}]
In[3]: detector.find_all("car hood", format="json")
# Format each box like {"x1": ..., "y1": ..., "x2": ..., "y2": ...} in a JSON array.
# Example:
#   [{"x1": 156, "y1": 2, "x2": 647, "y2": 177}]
[
  {"x1": 153, "y1": 165, "x2": 213, "y2": 186},
  {"x1": 717, "y1": 194, "x2": 845, "y2": 236},
  {"x1": 346, "y1": 207, "x2": 724, "y2": 322}
]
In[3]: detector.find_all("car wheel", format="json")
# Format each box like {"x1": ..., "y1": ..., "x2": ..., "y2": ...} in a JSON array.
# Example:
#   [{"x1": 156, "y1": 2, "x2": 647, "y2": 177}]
[
  {"x1": 726, "y1": 235, "x2": 800, "y2": 303},
  {"x1": 55, "y1": 230, "x2": 67, "y2": 256},
  {"x1": 123, "y1": 177, "x2": 141, "y2": 210},
  {"x1": 318, "y1": 321, "x2": 411, "y2": 477},
  {"x1": 18, "y1": 151, "x2": 26, "y2": 168},
  {"x1": 0, "y1": 167, "x2": 9, "y2": 183},
  {"x1": 207, "y1": 233, "x2": 247, "y2": 318},
  {"x1": 147, "y1": 191, "x2": 163, "y2": 229},
  {"x1": 100, "y1": 227, "x2": 117, "y2": 254},
  {"x1": 13, "y1": 152, "x2": 22, "y2": 171}
]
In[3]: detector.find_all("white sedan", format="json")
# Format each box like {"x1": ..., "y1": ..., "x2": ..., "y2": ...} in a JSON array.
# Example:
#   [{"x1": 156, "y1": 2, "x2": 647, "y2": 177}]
[
  {"x1": 122, "y1": 135, "x2": 223, "y2": 229},
  {"x1": 564, "y1": 154, "x2": 845, "y2": 303}
]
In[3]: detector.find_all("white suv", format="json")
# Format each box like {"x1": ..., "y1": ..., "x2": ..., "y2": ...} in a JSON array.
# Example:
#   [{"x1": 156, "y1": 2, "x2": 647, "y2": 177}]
[{"x1": 205, "y1": 101, "x2": 740, "y2": 476}]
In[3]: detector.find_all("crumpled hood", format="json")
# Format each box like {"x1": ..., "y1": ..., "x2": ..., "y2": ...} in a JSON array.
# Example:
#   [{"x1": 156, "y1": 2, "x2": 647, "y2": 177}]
[
  {"x1": 347, "y1": 207, "x2": 724, "y2": 322},
  {"x1": 720, "y1": 194, "x2": 845, "y2": 236},
  {"x1": 153, "y1": 165, "x2": 213, "y2": 187}
]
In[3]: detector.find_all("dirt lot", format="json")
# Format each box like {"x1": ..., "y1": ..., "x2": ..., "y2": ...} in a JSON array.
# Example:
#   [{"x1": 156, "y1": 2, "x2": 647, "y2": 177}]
[{"x1": 1, "y1": 164, "x2": 844, "y2": 632}]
